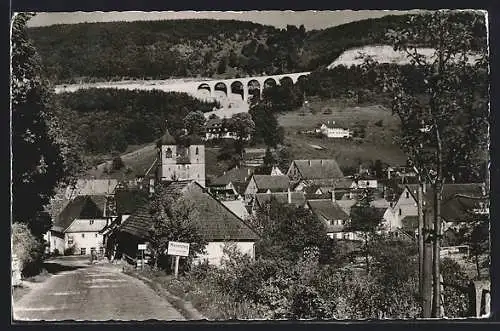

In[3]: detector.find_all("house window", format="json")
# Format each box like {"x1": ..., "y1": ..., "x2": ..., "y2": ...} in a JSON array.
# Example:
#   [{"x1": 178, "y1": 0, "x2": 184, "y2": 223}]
[
  {"x1": 68, "y1": 236, "x2": 74, "y2": 245},
  {"x1": 99, "y1": 247, "x2": 104, "y2": 255},
  {"x1": 195, "y1": 147, "x2": 199, "y2": 155},
  {"x1": 405, "y1": 192, "x2": 409, "y2": 199},
  {"x1": 165, "y1": 148, "x2": 173, "y2": 158},
  {"x1": 399, "y1": 208, "x2": 402, "y2": 216},
  {"x1": 80, "y1": 248, "x2": 86, "y2": 255},
  {"x1": 81, "y1": 233, "x2": 85, "y2": 238},
  {"x1": 91, "y1": 247, "x2": 96, "y2": 255},
  {"x1": 95, "y1": 233, "x2": 98, "y2": 238},
  {"x1": 89, "y1": 220, "x2": 94, "y2": 225}
]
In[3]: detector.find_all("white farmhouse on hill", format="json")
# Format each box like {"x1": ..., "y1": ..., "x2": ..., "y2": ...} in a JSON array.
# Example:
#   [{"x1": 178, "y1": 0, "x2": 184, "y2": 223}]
[{"x1": 318, "y1": 122, "x2": 352, "y2": 139}]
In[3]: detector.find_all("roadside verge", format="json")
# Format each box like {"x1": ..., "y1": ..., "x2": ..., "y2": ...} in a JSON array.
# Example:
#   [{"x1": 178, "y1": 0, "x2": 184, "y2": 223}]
[{"x1": 123, "y1": 269, "x2": 206, "y2": 320}]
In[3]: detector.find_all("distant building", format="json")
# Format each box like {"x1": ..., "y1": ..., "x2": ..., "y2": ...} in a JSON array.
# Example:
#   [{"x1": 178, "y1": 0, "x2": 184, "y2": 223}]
[
  {"x1": 305, "y1": 195, "x2": 355, "y2": 240},
  {"x1": 318, "y1": 123, "x2": 352, "y2": 139},
  {"x1": 204, "y1": 117, "x2": 250, "y2": 141},
  {"x1": 158, "y1": 127, "x2": 206, "y2": 187},
  {"x1": 251, "y1": 190, "x2": 307, "y2": 215},
  {"x1": 244, "y1": 174, "x2": 290, "y2": 200},
  {"x1": 288, "y1": 159, "x2": 344, "y2": 192},
  {"x1": 47, "y1": 195, "x2": 110, "y2": 256},
  {"x1": 208, "y1": 165, "x2": 254, "y2": 199}
]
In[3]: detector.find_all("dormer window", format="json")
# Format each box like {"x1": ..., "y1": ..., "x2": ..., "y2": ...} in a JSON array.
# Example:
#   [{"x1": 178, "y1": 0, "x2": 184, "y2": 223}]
[{"x1": 165, "y1": 148, "x2": 173, "y2": 158}]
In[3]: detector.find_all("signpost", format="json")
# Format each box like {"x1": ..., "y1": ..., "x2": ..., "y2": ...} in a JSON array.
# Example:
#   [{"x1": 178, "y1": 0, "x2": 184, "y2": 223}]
[{"x1": 166, "y1": 241, "x2": 190, "y2": 279}]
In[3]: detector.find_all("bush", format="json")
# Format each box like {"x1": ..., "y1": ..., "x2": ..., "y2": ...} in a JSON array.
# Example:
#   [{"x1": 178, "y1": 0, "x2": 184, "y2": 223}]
[
  {"x1": 11, "y1": 223, "x2": 45, "y2": 277},
  {"x1": 53, "y1": 248, "x2": 60, "y2": 256},
  {"x1": 374, "y1": 119, "x2": 384, "y2": 127},
  {"x1": 64, "y1": 245, "x2": 76, "y2": 256}
]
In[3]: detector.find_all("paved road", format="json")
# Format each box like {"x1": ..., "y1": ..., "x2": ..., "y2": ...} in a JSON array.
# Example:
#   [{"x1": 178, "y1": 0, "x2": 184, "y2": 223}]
[{"x1": 13, "y1": 257, "x2": 185, "y2": 321}]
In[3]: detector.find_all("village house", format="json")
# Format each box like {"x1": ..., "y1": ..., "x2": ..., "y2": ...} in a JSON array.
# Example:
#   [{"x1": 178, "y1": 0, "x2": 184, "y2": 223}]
[
  {"x1": 204, "y1": 117, "x2": 250, "y2": 141},
  {"x1": 287, "y1": 159, "x2": 344, "y2": 193},
  {"x1": 115, "y1": 180, "x2": 260, "y2": 267},
  {"x1": 251, "y1": 190, "x2": 307, "y2": 215},
  {"x1": 208, "y1": 165, "x2": 254, "y2": 199},
  {"x1": 305, "y1": 193, "x2": 357, "y2": 240},
  {"x1": 317, "y1": 121, "x2": 353, "y2": 139},
  {"x1": 47, "y1": 195, "x2": 110, "y2": 256},
  {"x1": 392, "y1": 183, "x2": 486, "y2": 234},
  {"x1": 244, "y1": 174, "x2": 290, "y2": 200}
]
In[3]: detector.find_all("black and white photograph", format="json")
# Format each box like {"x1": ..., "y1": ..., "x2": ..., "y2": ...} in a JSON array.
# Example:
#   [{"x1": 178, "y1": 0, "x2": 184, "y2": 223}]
[{"x1": 10, "y1": 9, "x2": 491, "y2": 321}]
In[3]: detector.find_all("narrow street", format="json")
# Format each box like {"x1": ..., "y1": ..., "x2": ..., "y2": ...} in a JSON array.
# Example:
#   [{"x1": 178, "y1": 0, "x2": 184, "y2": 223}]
[{"x1": 12, "y1": 256, "x2": 185, "y2": 321}]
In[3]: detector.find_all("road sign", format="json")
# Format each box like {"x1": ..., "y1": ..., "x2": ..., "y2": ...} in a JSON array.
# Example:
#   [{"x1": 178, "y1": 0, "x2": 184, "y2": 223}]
[
  {"x1": 138, "y1": 244, "x2": 147, "y2": 250},
  {"x1": 166, "y1": 241, "x2": 190, "y2": 257}
]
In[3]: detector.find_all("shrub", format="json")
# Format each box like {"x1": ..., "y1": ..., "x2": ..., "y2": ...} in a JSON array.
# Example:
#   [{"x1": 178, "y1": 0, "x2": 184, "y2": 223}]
[
  {"x1": 53, "y1": 248, "x2": 60, "y2": 256},
  {"x1": 64, "y1": 245, "x2": 76, "y2": 256},
  {"x1": 374, "y1": 119, "x2": 384, "y2": 127},
  {"x1": 11, "y1": 223, "x2": 45, "y2": 277}
]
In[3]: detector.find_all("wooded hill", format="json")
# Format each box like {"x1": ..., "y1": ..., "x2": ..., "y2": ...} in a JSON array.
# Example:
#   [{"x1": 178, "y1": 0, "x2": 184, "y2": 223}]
[{"x1": 28, "y1": 12, "x2": 486, "y2": 84}]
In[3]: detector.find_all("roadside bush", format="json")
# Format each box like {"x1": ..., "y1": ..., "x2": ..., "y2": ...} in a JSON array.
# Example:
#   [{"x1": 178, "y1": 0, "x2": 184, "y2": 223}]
[
  {"x1": 12, "y1": 223, "x2": 45, "y2": 277},
  {"x1": 441, "y1": 257, "x2": 471, "y2": 317},
  {"x1": 64, "y1": 245, "x2": 76, "y2": 256}
]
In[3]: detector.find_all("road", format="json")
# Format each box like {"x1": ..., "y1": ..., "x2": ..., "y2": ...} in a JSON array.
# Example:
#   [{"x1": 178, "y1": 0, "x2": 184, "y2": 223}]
[{"x1": 12, "y1": 256, "x2": 185, "y2": 321}]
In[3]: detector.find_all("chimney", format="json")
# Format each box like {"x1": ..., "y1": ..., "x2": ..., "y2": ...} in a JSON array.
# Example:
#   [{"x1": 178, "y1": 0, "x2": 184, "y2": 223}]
[
  {"x1": 321, "y1": 160, "x2": 323, "y2": 166},
  {"x1": 248, "y1": 168, "x2": 251, "y2": 176},
  {"x1": 308, "y1": 160, "x2": 311, "y2": 167},
  {"x1": 288, "y1": 188, "x2": 292, "y2": 204},
  {"x1": 422, "y1": 182, "x2": 427, "y2": 194},
  {"x1": 331, "y1": 189, "x2": 336, "y2": 202}
]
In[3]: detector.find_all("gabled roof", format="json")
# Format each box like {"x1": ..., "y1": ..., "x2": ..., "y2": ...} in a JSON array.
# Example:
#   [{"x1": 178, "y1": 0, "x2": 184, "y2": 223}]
[
  {"x1": 66, "y1": 179, "x2": 118, "y2": 197},
  {"x1": 403, "y1": 183, "x2": 485, "y2": 205},
  {"x1": 210, "y1": 166, "x2": 253, "y2": 186},
  {"x1": 115, "y1": 189, "x2": 150, "y2": 215},
  {"x1": 307, "y1": 199, "x2": 350, "y2": 221},
  {"x1": 336, "y1": 199, "x2": 357, "y2": 215},
  {"x1": 254, "y1": 192, "x2": 306, "y2": 208},
  {"x1": 52, "y1": 195, "x2": 106, "y2": 232},
  {"x1": 252, "y1": 175, "x2": 290, "y2": 191},
  {"x1": 289, "y1": 159, "x2": 344, "y2": 180},
  {"x1": 334, "y1": 179, "x2": 356, "y2": 189},
  {"x1": 119, "y1": 181, "x2": 260, "y2": 242},
  {"x1": 441, "y1": 195, "x2": 488, "y2": 222}
]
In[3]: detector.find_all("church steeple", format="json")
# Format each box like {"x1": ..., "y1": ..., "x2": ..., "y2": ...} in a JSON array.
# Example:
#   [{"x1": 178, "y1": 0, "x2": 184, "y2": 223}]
[{"x1": 159, "y1": 120, "x2": 176, "y2": 145}]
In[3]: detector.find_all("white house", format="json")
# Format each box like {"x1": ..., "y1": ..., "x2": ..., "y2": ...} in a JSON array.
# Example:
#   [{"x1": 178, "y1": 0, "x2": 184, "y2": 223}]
[
  {"x1": 47, "y1": 195, "x2": 110, "y2": 256},
  {"x1": 116, "y1": 181, "x2": 260, "y2": 267},
  {"x1": 318, "y1": 123, "x2": 352, "y2": 139}
]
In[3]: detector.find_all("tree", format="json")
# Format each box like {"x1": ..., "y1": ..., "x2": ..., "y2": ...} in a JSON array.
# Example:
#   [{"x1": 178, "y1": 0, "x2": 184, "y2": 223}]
[
  {"x1": 250, "y1": 104, "x2": 284, "y2": 148},
  {"x1": 183, "y1": 110, "x2": 206, "y2": 135},
  {"x1": 251, "y1": 198, "x2": 336, "y2": 264},
  {"x1": 363, "y1": 10, "x2": 488, "y2": 317},
  {"x1": 12, "y1": 13, "x2": 82, "y2": 237},
  {"x1": 229, "y1": 113, "x2": 255, "y2": 159},
  {"x1": 148, "y1": 187, "x2": 207, "y2": 272},
  {"x1": 349, "y1": 188, "x2": 383, "y2": 274}
]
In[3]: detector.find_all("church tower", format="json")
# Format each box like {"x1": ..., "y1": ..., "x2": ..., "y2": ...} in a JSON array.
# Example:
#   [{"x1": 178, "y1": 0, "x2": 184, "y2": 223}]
[{"x1": 158, "y1": 125, "x2": 206, "y2": 187}]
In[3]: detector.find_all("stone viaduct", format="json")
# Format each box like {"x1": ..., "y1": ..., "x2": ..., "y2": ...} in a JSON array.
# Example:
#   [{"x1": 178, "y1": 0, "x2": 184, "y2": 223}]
[{"x1": 54, "y1": 72, "x2": 311, "y2": 103}]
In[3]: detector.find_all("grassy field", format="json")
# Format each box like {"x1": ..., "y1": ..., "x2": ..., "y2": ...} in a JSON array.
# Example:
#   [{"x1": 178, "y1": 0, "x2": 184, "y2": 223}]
[{"x1": 278, "y1": 99, "x2": 406, "y2": 168}]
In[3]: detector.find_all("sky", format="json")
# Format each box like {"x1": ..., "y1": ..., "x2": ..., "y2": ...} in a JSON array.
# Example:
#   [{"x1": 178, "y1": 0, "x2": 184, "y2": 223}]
[{"x1": 26, "y1": 10, "x2": 422, "y2": 31}]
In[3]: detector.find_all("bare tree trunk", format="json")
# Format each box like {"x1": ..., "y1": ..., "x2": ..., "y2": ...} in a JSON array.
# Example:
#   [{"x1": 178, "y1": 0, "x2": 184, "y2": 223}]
[
  {"x1": 423, "y1": 210, "x2": 433, "y2": 318},
  {"x1": 417, "y1": 182, "x2": 424, "y2": 307},
  {"x1": 432, "y1": 129, "x2": 444, "y2": 318}
]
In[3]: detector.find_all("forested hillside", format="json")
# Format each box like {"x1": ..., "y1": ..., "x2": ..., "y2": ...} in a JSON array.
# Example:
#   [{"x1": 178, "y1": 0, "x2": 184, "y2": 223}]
[
  {"x1": 53, "y1": 89, "x2": 218, "y2": 158},
  {"x1": 28, "y1": 12, "x2": 486, "y2": 83}
]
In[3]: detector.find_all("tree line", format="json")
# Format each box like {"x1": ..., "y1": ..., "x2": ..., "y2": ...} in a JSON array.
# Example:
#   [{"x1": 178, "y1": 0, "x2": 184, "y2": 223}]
[{"x1": 27, "y1": 12, "x2": 486, "y2": 83}]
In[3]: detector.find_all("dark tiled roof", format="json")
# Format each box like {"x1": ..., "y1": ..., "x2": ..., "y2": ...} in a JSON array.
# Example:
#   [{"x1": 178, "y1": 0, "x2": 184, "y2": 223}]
[
  {"x1": 253, "y1": 175, "x2": 290, "y2": 191},
  {"x1": 403, "y1": 183, "x2": 485, "y2": 205},
  {"x1": 307, "y1": 199, "x2": 350, "y2": 221},
  {"x1": 115, "y1": 189, "x2": 150, "y2": 215},
  {"x1": 291, "y1": 159, "x2": 344, "y2": 180},
  {"x1": 53, "y1": 195, "x2": 106, "y2": 232},
  {"x1": 119, "y1": 181, "x2": 260, "y2": 241},
  {"x1": 255, "y1": 192, "x2": 306, "y2": 208},
  {"x1": 441, "y1": 195, "x2": 488, "y2": 222},
  {"x1": 210, "y1": 166, "x2": 253, "y2": 186}
]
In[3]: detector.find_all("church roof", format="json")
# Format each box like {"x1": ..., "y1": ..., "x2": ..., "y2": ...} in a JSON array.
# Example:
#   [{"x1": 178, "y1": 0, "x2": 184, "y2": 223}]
[{"x1": 160, "y1": 128, "x2": 176, "y2": 145}]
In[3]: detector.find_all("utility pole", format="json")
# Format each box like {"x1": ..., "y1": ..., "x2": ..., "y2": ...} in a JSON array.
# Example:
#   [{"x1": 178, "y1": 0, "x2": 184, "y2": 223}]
[{"x1": 422, "y1": 197, "x2": 433, "y2": 318}]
